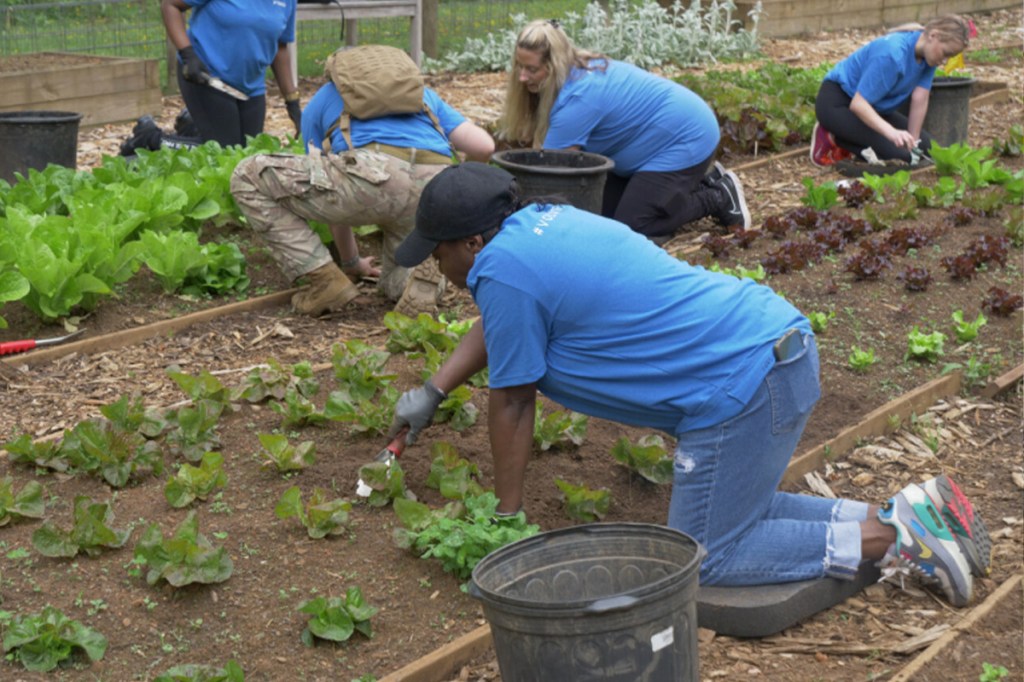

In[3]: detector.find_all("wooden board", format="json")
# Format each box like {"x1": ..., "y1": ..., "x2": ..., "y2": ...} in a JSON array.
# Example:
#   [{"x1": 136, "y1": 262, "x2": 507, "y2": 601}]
[{"x1": 0, "y1": 52, "x2": 161, "y2": 128}]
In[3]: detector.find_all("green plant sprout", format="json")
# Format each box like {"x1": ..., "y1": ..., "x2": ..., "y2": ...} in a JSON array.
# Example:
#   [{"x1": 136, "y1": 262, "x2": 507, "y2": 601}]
[
  {"x1": 270, "y1": 386, "x2": 328, "y2": 429},
  {"x1": 133, "y1": 511, "x2": 233, "y2": 587},
  {"x1": 807, "y1": 310, "x2": 836, "y2": 334},
  {"x1": 800, "y1": 177, "x2": 839, "y2": 210},
  {"x1": 610, "y1": 434, "x2": 673, "y2": 484},
  {"x1": 31, "y1": 495, "x2": 131, "y2": 558},
  {"x1": 154, "y1": 659, "x2": 245, "y2": 682},
  {"x1": 905, "y1": 326, "x2": 946, "y2": 363},
  {"x1": 951, "y1": 310, "x2": 987, "y2": 343},
  {"x1": 254, "y1": 433, "x2": 316, "y2": 473},
  {"x1": 1, "y1": 605, "x2": 108, "y2": 672},
  {"x1": 533, "y1": 402, "x2": 588, "y2": 451},
  {"x1": 433, "y1": 384, "x2": 479, "y2": 431},
  {"x1": 979, "y1": 662, "x2": 1009, "y2": 682},
  {"x1": 298, "y1": 587, "x2": 378, "y2": 646},
  {"x1": 331, "y1": 339, "x2": 396, "y2": 402},
  {"x1": 555, "y1": 479, "x2": 611, "y2": 522},
  {"x1": 425, "y1": 442, "x2": 484, "y2": 501},
  {"x1": 164, "y1": 451, "x2": 228, "y2": 508},
  {"x1": 848, "y1": 346, "x2": 878, "y2": 373},
  {"x1": 0, "y1": 477, "x2": 45, "y2": 525},
  {"x1": 275, "y1": 486, "x2": 353, "y2": 539}
]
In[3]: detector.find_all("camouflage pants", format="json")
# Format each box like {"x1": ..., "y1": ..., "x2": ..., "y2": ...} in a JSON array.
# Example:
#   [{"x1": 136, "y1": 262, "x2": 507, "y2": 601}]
[{"x1": 230, "y1": 148, "x2": 445, "y2": 300}]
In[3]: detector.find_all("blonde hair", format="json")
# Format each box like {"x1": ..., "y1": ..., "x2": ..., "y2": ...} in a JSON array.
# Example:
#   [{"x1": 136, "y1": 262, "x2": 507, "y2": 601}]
[
  {"x1": 889, "y1": 14, "x2": 970, "y2": 51},
  {"x1": 498, "y1": 20, "x2": 606, "y2": 147}
]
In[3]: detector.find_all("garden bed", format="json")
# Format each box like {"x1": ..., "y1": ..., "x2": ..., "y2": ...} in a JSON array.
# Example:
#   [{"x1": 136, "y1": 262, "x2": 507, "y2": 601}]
[{"x1": 0, "y1": 11, "x2": 1021, "y2": 682}]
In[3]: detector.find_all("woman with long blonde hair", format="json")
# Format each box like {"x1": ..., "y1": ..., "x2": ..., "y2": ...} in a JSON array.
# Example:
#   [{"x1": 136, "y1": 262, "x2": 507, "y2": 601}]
[
  {"x1": 811, "y1": 15, "x2": 974, "y2": 166},
  {"x1": 499, "y1": 20, "x2": 749, "y2": 242}
]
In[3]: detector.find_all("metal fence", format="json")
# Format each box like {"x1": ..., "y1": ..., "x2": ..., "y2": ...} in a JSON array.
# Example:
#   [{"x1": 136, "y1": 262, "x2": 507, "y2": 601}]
[{"x1": 0, "y1": 0, "x2": 579, "y2": 78}]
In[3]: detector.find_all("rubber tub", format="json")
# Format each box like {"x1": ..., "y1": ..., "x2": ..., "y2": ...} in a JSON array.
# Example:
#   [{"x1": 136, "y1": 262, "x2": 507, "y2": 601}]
[
  {"x1": 0, "y1": 111, "x2": 83, "y2": 184},
  {"x1": 470, "y1": 522, "x2": 705, "y2": 682},
  {"x1": 491, "y1": 148, "x2": 614, "y2": 214}
]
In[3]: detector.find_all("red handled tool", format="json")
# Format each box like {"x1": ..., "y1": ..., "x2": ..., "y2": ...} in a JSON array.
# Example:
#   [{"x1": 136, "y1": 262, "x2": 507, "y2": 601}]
[
  {"x1": 355, "y1": 428, "x2": 408, "y2": 497},
  {"x1": 0, "y1": 329, "x2": 86, "y2": 356}
]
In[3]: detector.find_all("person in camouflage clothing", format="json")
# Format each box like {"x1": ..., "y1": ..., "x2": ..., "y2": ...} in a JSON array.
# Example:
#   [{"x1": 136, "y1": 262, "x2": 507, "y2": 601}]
[{"x1": 231, "y1": 73, "x2": 494, "y2": 316}]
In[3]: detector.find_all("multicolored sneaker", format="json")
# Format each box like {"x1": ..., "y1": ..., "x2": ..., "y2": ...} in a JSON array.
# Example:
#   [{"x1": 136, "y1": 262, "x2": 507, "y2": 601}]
[
  {"x1": 877, "y1": 482, "x2": 973, "y2": 607},
  {"x1": 922, "y1": 475, "x2": 992, "y2": 577},
  {"x1": 810, "y1": 122, "x2": 853, "y2": 167}
]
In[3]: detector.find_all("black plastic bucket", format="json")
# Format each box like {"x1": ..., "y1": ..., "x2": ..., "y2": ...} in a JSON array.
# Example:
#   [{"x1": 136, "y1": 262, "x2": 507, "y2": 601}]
[
  {"x1": 897, "y1": 77, "x2": 975, "y2": 147},
  {"x1": 491, "y1": 148, "x2": 614, "y2": 214},
  {"x1": 0, "y1": 111, "x2": 84, "y2": 184},
  {"x1": 470, "y1": 523, "x2": 705, "y2": 682}
]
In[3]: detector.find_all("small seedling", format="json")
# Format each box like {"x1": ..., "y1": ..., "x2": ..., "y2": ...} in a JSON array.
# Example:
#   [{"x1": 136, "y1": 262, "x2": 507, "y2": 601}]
[
  {"x1": 298, "y1": 587, "x2": 379, "y2": 646},
  {"x1": 978, "y1": 662, "x2": 1009, "y2": 682},
  {"x1": 254, "y1": 433, "x2": 316, "y2": 473},
  {"x1": 807, "y1": 310, "x2": 835, "y2": 334},
  {"x1": 153, "y1": 659, "x2": 245, "y2": 682},
  {"x1": 610, "y1": 434, "x2": 673, "y2": 484},
  {"x1": 32, "y1": 495, "x2": 131, "y2": 558},
  {"x1": 555, "y1": 479, "x2": 611, "y2": 522},
  {"x1": 951, "y1": 310, "x2": 987, "y2": 343},
  {"x1": 905, "y1": 326, "x2": 946, "y2": 363},
  {"x1": 274, "y1": 486, "x2": 352, "y2": 539},
  {"x1": 0, "y1": 477, "x2": 45, "y2": 525},
  {"x1": 1, "y1": 605, "x2": 108, "y2": 672},
  {"x1": 133, "y1": 511, "x2": 233, "y2": 587},
  {"x1": 164, "y1": 451, "x2": 228, "y2": 508},
  {"x1": 848, "y1": 346, "x2": 878, "y2": 373},
  {"x1": 533, "y1": 403, "x2": 588, "y2": 451}
]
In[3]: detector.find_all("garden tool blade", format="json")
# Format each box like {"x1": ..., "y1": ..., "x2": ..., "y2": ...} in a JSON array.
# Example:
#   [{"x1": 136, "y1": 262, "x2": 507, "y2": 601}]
[
  {"x1": 355, "y1": 429, "x2": 407, "y2": 497},
  {"x1": 0, "y1": 328, "x2": 85, "y2": 356},
  {"x1": 205, "y1": 76, "x2": 249, "y2": 101}
]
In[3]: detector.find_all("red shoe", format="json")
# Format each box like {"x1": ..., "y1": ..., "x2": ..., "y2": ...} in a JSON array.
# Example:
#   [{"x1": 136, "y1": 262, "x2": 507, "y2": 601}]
[{"x1": 810, "y1": 123, "x2": 853, "y2": 167}]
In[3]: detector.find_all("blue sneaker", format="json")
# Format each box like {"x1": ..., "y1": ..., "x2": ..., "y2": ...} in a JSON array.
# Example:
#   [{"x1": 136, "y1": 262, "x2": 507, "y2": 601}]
[
  {"x1": 922, "y1": 475, "x2": 991, "y2": 577},
  {"x1": 878, "y1": 482, "x2": 973, "y2": 607}
]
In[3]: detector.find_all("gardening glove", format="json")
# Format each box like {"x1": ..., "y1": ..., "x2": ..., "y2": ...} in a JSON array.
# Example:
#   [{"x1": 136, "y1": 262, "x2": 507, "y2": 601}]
[
  {"x1": 388, "y1": 380, "x2": 446, "y2": 445},
  {"x1": 285, "y1": 98, "x2": 302, "y2": 134},
  {"x1": 178, "y1": 45, "x2": 210, "y2": 84}
]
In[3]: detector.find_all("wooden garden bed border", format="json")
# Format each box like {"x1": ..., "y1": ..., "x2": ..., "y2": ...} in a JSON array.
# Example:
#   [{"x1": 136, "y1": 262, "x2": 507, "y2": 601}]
[{"x1": 380, "y1": 363, "x2": 1024, "y2": 682}]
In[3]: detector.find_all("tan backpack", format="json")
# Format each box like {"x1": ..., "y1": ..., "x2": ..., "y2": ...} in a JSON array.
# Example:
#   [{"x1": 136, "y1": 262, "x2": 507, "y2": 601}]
[{"x1": 322, "y1": 44, "x2": 448, "y2": 153}]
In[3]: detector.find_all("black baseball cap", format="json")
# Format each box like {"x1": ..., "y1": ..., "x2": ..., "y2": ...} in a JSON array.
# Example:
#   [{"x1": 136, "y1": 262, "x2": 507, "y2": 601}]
[{"x1": 394, "y1": 162, "x2": 518, "y2": 267}]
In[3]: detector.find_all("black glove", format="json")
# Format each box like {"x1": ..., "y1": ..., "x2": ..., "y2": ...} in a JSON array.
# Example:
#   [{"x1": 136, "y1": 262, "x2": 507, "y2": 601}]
[
  {"x1": 285, "y1": 98, "x2": 302, "y2": 134},
  {"x1": 387, "y1": 380, "x2": 446, "y2": 445},
  {"x1": 178, "y1": 45, "x2": 210, "y2": 84}
]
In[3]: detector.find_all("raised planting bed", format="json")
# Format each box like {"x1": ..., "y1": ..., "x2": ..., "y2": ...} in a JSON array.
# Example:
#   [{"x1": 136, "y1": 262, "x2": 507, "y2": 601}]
[{"x1": 0, "y1": 52, "x2": 162, "y2": 128}]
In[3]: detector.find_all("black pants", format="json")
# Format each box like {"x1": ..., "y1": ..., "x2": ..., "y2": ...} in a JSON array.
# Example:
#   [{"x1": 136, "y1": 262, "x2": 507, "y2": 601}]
[
  {"x1": 815, "y1": 80, "x2": 934, "y2": 163},
  {"x1": 601, "y1": 154, "x2": 722, "y2": 239},
  {"x1": 177, "y1": 62, "x2": 266, "y2": 147}
]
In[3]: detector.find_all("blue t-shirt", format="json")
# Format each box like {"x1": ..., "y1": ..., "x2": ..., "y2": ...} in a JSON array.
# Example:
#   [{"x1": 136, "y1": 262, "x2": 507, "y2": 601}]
[
  {"x1": 301, "y1": 82, "x2": 466, "y2": 155},
  {"x1": 543, "y1": 59, "x2": 720, "y2": 176},
  {"x1": 183, "y1": 0, "x2": 296, "y2": 96},
  {"x1": 825, "y1": 31, "x2": 935, "y2": 113},
  {"x1": 468, "y1": 205, "x2": 811, "y2": 434}
]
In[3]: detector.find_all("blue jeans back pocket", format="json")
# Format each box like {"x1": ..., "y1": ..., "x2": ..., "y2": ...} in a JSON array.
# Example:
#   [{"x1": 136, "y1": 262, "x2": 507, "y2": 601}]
[{"x1": 765, "y1": 334, "x2": 821, "y2": 435}]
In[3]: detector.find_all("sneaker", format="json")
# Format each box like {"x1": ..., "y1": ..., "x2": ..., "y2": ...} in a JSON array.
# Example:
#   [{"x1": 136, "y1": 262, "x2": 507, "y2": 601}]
[
  {"x1": 922, "y1": 475, "x2": 992, "y2": 577},
  {"x1": 810, "y1": 122, "x2": 853, "y2": 167},
  {"x1": 878, "y1": 483, "x2": 973, "y2": 607},
  {"x1": 703, "y1": 160, "x2": 726, "y2": 186},
  {"x1": 712, "y1": 170, "x2": 751, "y2": 230}
]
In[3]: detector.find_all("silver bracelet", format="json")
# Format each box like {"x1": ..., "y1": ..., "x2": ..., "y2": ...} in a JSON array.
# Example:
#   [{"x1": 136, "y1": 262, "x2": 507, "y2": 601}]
[{"x1": 340, "y1": 255, "x2": 361, "y2": 269}]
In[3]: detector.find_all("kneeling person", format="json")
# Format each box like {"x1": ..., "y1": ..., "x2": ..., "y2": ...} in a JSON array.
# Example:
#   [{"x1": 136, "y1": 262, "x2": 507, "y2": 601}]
[{"x1": 231, "y1": 48, "x2": 494, "y2": 316}]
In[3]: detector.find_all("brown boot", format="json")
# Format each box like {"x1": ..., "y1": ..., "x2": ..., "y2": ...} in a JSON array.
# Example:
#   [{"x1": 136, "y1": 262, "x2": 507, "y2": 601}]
[
  {"x1": 291, "y1": 263, "x2": 359, "y2": 316},
  {"x1": 393, "y1": 259, "x2": 446, "y2": 317}
]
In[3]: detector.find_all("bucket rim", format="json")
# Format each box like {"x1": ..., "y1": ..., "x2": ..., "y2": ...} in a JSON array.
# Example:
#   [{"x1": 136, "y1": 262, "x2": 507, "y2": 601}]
[
  {"x1": 470, "y1": 522, "x2": 704, "y2": 611},
  {"x1": 930, "y1": 76, "x2": 976, "y2": 87},
  {"x1": 0, "y1": 111, "x2": 84, "y2": 124},
  {"x1": 492, "y1": 148, "x2": 615, "y2": 176}
]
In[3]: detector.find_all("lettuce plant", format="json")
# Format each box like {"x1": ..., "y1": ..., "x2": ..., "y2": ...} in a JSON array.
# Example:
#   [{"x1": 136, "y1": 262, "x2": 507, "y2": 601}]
[
  {"x1": 951, "y1": 310, "x2": 987, "y2": 343},
  {"x1": 270, "y1": 386, "x2": 328, "y2": 429},
  {"x1": 164, "y1": 451, "x2": 228, "y2": 508},
  {"x1": 555, "y1": 479, "x2": 611, "y2": 523},
  {"x1": 31, "y1": 495, "x2": 131, "y2": 558},
  {"x1": 255, "y1": 433, "x2": 315, "y2": 473},
  {"x1": 611, "y1": 434, "x2": 673, "y2": 484},
  {"x1": 848, "y1": 346, "x2": 878, "y2": 373},
  {"x1": 383, "y1": 311, "x2": 460, "y2": 354},
  {"x1": 331, "y1": 340, "x2": 395, "y2": 402},
  {"x1": 2, "y1": 434, "x2": 69, "y2": 472},
  {"x1": 425, "y1": 442, "x2": 484, "y2": 501},
  {"x1": 0, "y1": 477, "x2": 45, "y2": 526},
  {"x1": 154, "y1": 660, "x2": 245, "y2": 682},
  {"x1": 275, "y1": 486, "x2": 352, "y2": 539},
  {"x1": 132, "y1": 511, "x2": 233, "y2": 587},
  {"x1": 533, "y1": 402, "x2": 588, "y2": 451},
  {"x1": 298, "y1": 588, "x2": 378, "y2": 646},
  {"x1": 1, "y1": 605, "x2": 107, "y2": 672},
  {"x1": 905, "y1": 327, "x2": 946, "y2": 363}
]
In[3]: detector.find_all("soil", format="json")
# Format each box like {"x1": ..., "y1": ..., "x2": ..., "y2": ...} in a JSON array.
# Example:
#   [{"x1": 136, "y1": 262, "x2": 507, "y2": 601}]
[{"x1": 0, "y1": 9, "x2": 1022, "y2": 682}]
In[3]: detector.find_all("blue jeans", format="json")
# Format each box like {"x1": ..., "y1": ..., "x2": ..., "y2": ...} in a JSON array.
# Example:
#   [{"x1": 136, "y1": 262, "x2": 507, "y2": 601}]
[{"x1": 668, "y1": 335, "x2": 869, "y2": 586}]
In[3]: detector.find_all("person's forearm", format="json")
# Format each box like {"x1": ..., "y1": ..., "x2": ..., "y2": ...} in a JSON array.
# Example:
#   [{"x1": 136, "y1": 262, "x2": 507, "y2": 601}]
[
  {"x1": 849, "y1": 93, "x2": 896, "y2": 139},
  {"x1": 431, "y1": 322, "x2": 488, "y2": 393},
  {"x1": 270, "y1": 44, "x2": 297, "y2": 97},
  {"x1": 906, "y1": 89, "x2": 930, "y2": 141},
  {"x1": 329, "y1": 225, "x2": 359, "y2": 265},
  {"x1": 488, "y1": 384, "x2": 537, "y2": 513}
]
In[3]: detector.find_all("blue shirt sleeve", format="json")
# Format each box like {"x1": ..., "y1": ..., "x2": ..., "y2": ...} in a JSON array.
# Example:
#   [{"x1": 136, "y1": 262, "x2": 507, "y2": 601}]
[{"x1": 474, "y1": 278, "x2": 551, "y2": 389}]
